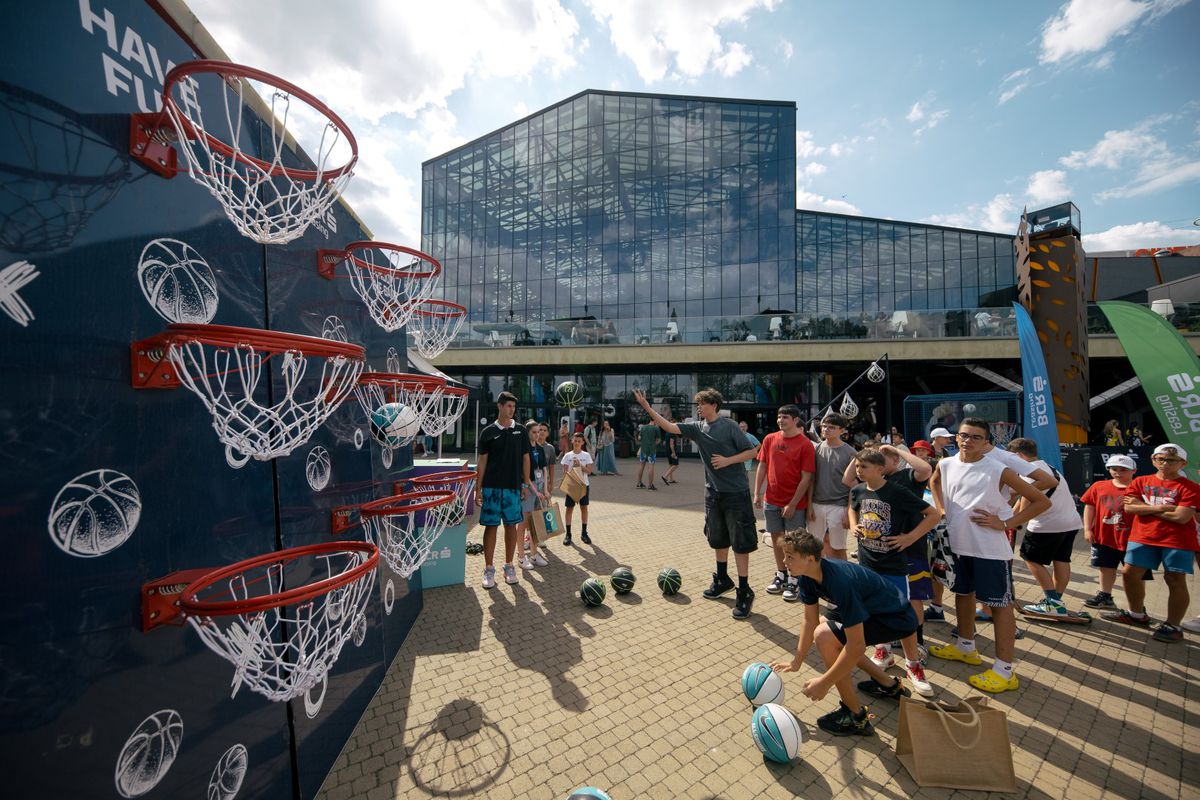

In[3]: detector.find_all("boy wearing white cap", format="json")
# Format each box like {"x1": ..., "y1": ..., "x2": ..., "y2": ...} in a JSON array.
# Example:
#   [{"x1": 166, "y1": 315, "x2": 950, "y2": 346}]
[
  {"x1": 1080, "y1": 454, "x2": 1138, "y2": 609},
  {"x1": 1103, "y1": 443, "x2": 1200, "y2": 642}
]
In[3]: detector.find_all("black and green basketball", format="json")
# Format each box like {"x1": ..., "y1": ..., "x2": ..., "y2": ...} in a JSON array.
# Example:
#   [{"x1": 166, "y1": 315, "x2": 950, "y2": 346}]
[
  {"x1": 581, "y1": 577, "x2": 607, "y2": 606},
  {"x1": 610, "y1": 567, "x2": 636, "y2": 594},
  {"x1": 657, "y1": 567, "x2": 682, "y2": 595}
]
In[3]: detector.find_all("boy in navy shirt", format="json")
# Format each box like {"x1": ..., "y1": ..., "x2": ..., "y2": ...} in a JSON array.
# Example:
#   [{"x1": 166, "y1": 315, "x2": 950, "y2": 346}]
[{"x1": 770, "y1": 528, "x2": 920, "y2": 737}]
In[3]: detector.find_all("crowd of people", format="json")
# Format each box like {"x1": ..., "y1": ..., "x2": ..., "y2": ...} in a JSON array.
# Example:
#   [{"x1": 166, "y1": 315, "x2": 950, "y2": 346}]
[{"x1": 474, "y1": 388, "x2": 1199, "y2": 739}]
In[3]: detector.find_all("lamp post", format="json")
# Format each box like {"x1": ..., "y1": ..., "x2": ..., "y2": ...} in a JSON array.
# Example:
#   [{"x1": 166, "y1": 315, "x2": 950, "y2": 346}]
[{"x1": 812, "y1": 353, "x2": 890, "y2": 435}]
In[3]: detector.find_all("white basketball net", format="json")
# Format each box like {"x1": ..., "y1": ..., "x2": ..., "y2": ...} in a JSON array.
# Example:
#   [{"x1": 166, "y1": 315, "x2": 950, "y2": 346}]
[
  {"x1": 161, "y1": 67, "x2": 355, "y2": 245},
  {"x1": 866, "y1": 361, "x2": 886, "y2": 383},
  {"x1": 410, "y1": 471, "x2": 476, "y2": 528},
  {"x1": 839, "y1": 392, "x2": 859, "y2": 419},
  {"x1": 992, "y1": 421, "x2": 1019, "y2": 446},
  {"x1": 410, "y1": 300, "x2": 466, "y2": 359},
  {"x1": 334, "y1": 245, "x2": 441, "y2": 332},
  {"x1": 422, "y1": 387, "x2": 468, "y2": 437},
  {"x1": 166, "y1": 338, "x2": 364, "y2": 463},
  {"x1": 183, "y1": 548, "x2": 376, "y2": 702},
  {"x1": 362, "y1": 492, "x2": 455, "y2": 577},
  {"x1": 353, "y1": 373, "x2": 444, "y2": 448}
]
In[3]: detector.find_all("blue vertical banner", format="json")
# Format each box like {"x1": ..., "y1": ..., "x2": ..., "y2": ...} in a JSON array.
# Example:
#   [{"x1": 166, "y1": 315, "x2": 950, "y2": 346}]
[{"x1": 1013, "y1": 302, "x2": 1063, "y2": 471}]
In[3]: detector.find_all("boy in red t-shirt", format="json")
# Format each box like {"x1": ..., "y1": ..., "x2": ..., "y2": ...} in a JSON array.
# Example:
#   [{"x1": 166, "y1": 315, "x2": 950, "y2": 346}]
[
  {"x1": 1080, "y1": 454, "x2": 1137, "y2": 609},
  {"x1": 1103, "y1": 443, "x2": 1200, "y2": 642},
  {"x1": 753, "y1": 404, "x2": 817, "y2": 601}
]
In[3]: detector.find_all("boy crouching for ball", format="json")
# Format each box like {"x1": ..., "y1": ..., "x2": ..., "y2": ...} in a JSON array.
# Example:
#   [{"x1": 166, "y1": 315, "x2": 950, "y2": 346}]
[{"x1": 770, "y1": 528, "x2": 921, "y2": 737}]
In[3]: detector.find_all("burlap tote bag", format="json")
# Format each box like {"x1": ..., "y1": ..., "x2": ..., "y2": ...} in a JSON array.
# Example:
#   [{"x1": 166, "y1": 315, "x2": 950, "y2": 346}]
[{"x1": 895, "y1": 695, "x2": 1016, "y2": 792}]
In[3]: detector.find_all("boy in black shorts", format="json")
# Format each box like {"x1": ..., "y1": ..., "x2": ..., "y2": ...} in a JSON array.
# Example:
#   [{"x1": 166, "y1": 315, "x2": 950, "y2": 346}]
[{"x1": 770, "y1": 528, "x2": 921, "y2": 737}]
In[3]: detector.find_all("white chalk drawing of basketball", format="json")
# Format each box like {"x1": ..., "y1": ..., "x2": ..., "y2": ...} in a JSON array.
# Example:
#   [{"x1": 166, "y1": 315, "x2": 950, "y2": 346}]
[
  {"x1": 305, "y1": 446, "x2": 331, "y2": 491},
  {"x1": 225, "y1": 445, "x2": 250, "y2": 470},
  {"x1": 384, "y1": 578, "x2": 396, "y2": 615},
  {"x1": 321, "y1": 314, "x2": 348, "y2": 342},
  {"x1": 381, "y1": 447, "x2": 393, "y2": 470},
  {"x1": 207, "y1": 744, "x2": 248, "y2": 800},
  {"x1": 114, "y1": 709, "x2": 183, "y2": 798},
  {"x1": 137, "y1": 238, "x2": 219, "y2": 324},
  {"x1": 352, "y1": 613, "x2": 367, "y2": 647},
  {"x1": 304, "y1": 676, "x2": 327, "y2": 719},
  {"x1": 0, "y1": 260, "x2": 39, "y2": 327},
  {"x1": 386, "y1": 346, "x2": 401, "y2": 374},
  {"x1": 48, "y1": 469, "x2": 142, "y2": 558},
  {"x1": 354, "y1": 428, "x2": 365, "y2": 450}
]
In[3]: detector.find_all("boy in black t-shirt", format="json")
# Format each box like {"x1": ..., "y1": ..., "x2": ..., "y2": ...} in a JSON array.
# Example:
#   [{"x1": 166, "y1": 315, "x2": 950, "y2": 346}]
[
  {"x1": 770, "y1": 529, "x2": 921, "y2": 737},
  {"x1": 474, "y1": 392, "x2": 532, "y2": 589},
  {"x1": 848, "y1": 450, "x2": 939, "y2": 697}
]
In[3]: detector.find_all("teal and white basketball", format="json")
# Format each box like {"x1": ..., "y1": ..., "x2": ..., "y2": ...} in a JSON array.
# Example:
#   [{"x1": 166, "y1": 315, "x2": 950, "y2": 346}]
[
  {"x1": 657, "y1": 567, "x2": 682, "y2": 595},
  {"x1": 741, "y1": 662, "x2": 785, "y2": 706},
  {"x1": 610, "y1": 566, "x2": 636, "y2": 594},
  {"x1": 567, "y1": 789, "x2": 612, "y2": 800},
  {"x1": 555, "y1": 380, "x2": 583, "y2": 408},
  {"x1": 369, "y1": 402, "x2": 419, "y2": 447},
  {"x1": 751, "y1": 703, "x2": 802, "y2": 763},
  {"x1": 581, "y1": 577, "x2": 606, "y2": 606}
]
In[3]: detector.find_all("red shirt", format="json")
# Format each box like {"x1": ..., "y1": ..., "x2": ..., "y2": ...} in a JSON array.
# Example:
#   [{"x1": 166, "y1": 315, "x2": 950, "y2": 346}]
[
  {"x1": 1080, "y1": 479, "x2": 1132, "y2": 550},
  {"x1": 1125, "y1": 475, "x2": 1200, "y2": 551},
  {"x1": 757, "y1": 431, "x2": 817, "y2": 508}
]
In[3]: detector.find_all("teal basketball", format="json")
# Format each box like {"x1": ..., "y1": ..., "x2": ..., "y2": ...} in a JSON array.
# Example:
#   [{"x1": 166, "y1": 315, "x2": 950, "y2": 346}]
[
  {"x1": 610, "y1": 566, "x2": 636, "y2": 594},
  {"x1": 657, "y1": 567, "x2": 682, "y2": 595},
  {"x1": 568, "y1": 789, "x2": 612, "y2": 800},
  {"x1": 369, "y1": 402, "x2": 420, "y2": 447},
  {"x1": 581, "y1": 577, "x2": 606, "y2": 606},
  {"x1": 555, "y1": 380, "x2": 583, "y2": 408}
]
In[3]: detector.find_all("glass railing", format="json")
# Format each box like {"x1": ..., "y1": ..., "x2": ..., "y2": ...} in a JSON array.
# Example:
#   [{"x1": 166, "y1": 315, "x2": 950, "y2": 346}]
[{"x1": 440, "y1": 303, "x2": 1194, "y2": 348}]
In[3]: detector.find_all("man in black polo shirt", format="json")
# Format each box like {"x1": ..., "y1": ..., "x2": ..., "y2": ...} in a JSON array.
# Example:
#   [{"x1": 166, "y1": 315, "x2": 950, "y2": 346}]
[{"x1": 475, "y1": 391, "x2": 532, "y2": 589}]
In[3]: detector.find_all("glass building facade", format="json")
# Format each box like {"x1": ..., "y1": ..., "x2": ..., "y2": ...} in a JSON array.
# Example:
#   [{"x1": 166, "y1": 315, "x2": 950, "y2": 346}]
[{"x1": 421, "y1": 91, "x2": 797, "y2": 325}]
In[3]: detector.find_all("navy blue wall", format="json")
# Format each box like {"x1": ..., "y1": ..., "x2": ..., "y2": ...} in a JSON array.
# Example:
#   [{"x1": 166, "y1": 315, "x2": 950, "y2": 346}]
[{"x1": 0, "y1": 3, "x2": 415, "y2": 797}]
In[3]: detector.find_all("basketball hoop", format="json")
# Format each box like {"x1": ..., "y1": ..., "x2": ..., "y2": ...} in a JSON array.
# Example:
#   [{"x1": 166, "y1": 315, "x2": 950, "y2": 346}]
[
  {"x1": 316, "y1": 242, "x2": 442, "y2": 332},
  {"x1": 140, "y1": 541, "x2": 378, "y2": 701},
  {"x1": 992, "y1": 421, "x2": 1019, "y2": 447},
  {"x1": 421, "y1": 384, "x2": 469, "y2": 437},
  {"x1": 407, "y1": 470, "x2": 477, "y2": 528},
  {"x1": 409, "y1": 299, "x2": 467, "y2": 358},
  {"x1": 129, "y1": 60, "x2": 358, "y2": 244},
  {"x1": 131, "y1": 324, "x2": 365, "y2": 463},
  {"x1": 331, "y1": 490, "x2": 455, "y2": 577},
  {"x1": 353, "y1": 372, "x2": 446, "y2": 448},
  {"x1": 839, "y1": 392, "x2": 859, "y2": 419}
]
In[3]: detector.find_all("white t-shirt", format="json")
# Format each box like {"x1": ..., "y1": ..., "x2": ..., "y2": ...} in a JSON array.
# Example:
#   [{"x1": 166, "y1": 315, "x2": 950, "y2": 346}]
[
  {"x1": 937, "y1": 454, "x2": 1014, "y2": 560},
  {"x1": 985, "y1": 447, "x2": 1041, "y2": 502},
  {"x1": 1024, "y1": 459, "x2": 1082, "y2": 533},
  {"x1": 560, "y1": 450, "x2": 593, "y2": 486}
]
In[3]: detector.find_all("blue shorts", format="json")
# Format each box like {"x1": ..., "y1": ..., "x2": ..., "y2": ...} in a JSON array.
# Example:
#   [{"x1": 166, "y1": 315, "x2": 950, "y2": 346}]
[
  {"x1": 638, "y1": 452, "x2": 656, "y2": 464},
  {"x1": 1125, "y1": 542, "x2": 1195, "y2": 574},
  {"x1": 565, "y1": 485, "x2": 590, "y2": 508},
  {"x1": 948, "y1": 555, "x2": 1014, "y2": 608},
  {"x1": 480, "y1": 487, "x2": 523, "y2": 527},
  {"x1": 879, "y1": 572, "x2": 910, "y2": 601},
  {"x1": 905, "y1": 552, "x2": 935, "y2": 601}
]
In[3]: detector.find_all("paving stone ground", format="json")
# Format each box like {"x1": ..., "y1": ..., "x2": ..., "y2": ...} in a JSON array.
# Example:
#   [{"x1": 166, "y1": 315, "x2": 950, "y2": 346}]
[{"x1": 319, "y1": 459, "x2": 1199, "y2": 799}]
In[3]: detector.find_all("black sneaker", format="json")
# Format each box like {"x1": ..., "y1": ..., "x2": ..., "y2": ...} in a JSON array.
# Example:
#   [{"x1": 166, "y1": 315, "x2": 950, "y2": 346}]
[
  {"x1": 581, "y1": 532, "x2": 592, "y2": 544},
  {"x1": 636, "y1": 483, "x2": 646, "y2": 489},
  {"x1": 660, "y1": 477, "x2": 669, "y2": 487},
  {"x1": 817, "y1": 702, "x2": 874, "y2": 737},
  {"x1": 648, "y1": 484, "x2": 658, "y2": 491},
  {"x1": 1083, "y1": 591, "x2": 1116, "y2": 609},
  {"x1": 857, "y1": 676, "x2": 910, "y2": 700},
  {"x1": 732, "y1": 587, "x2": 755, "y2": 619},
  {"x1": 703, "y1": 573, "x2": 736, "y2": 599},
  {"x1": 765, "y1": 574, "x2": 787, "y2": 595},
  {"x1": 562, "y1": 534, "x2": 573, "y2": 546}
]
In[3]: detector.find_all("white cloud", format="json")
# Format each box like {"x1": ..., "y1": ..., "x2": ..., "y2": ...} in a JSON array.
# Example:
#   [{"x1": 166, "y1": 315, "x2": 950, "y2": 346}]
[
  {"x1": 1096, "y1": 159, "x2": 1200, "y2": 199},
  {"x1": 584, "y1": 0, "x2": 779, "y2": 82},
  {"x1": 907, "y1": 95, "x2": 949, "y2": 136},
  {"x1": 346, "y1": 129, "x2": 423, "y2": 244},
  {"x1": 513, "y1": 101, "x2": 530, "y2": 118},
  {"x1": 1090, "y1": 51, "x2": 1117, "y2": 69},
  {"x1": 1058, "y1": 115, "x2": 1200, "y2": 200},
  {"x1": 1083, "y1": 221, "x2": 1200, "y2": 251},
  {"x1": 1059, "y1": 121, "x2": 1171, "y2": 169},
  {"x1": 906, "y1": 102, "x2": 925, "y2": 123},
  {"x1": 1039, "y1": 0, "x2": 1189, "y2": 64},
  {"x1": 796, "y1": 188, "x2": 860, "y2": 215},
  {"x1": 779, "y1": 38, "x2": 794, "y2": 63},
  {"x1": 796, "y1": 130, "x2": 826, "y2": 159},
  {"x1": 800, "y1": 162, "x2": 827, "y2": 180},
  {"x1": 997, "y1": 68, "x2": 1033, "y2": 104},
  {"x1": 1026, "y1": 169, "x2": 1072, "y2": 206},
  {"x1": 914, "y1": 109, "x2": 949, "y2": 137},
  {"x1": 998, "y1": 83, "x2": 1029, "y2": 104},
  {"x1": 925, "y1": 193, "x2": 1022, "y2": 233}
]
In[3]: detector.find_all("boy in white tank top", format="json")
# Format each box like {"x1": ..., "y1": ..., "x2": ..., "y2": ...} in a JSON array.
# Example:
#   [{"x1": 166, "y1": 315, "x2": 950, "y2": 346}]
[{"x1": 927, "y1": 418, "x2": 1052, "y2": 694}]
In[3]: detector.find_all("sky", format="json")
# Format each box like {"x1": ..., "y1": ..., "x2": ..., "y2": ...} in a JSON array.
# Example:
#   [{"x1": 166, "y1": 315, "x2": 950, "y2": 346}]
[{"x1": 188, "y1": 0, "x2": 1200, "y2": 253}]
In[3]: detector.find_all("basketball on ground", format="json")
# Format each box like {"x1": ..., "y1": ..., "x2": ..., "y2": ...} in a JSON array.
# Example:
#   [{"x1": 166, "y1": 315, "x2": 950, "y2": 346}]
[
  {"x1": 567, "y1": 788, "x2": 612, "y2": 800},
  {"x1": 741, "y1": 662, "x2": 785, "y2": 706},
  {"x1": 657, "y1": 567, "x2": 682, "y2": 595},
  {"x1": 750, "y1": 703, "x2": 803, "y2": 763},
  {"x1": 610, "y1": 566, "x2": 635, "y2": 594},
  {"x1": 580, "y1": 577, "x2": 606, "y2": 606}
]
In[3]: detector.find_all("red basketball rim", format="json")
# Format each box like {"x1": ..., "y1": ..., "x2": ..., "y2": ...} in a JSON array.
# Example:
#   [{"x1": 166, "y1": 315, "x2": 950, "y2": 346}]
[
  {"x1": 163, "y1": 323, "x2": 365, "y2": 360},
  {"x1": 178, "y1": 541, "x2": 379, "y2": 617},
  {"x1": 411, "y1": 299, "x2": 466, "y2": 318},
  {"x1": 410, "y1": 470, "x2": 477, "y2": 488},
  {"x1": 358, "y1": 489, "x2": 456, "y2": 517},
  {"x1": 336, "y1": 242, "x2": 442, "y2": 280},
  {"x1": 160, "y1": 60, "x2": 358, "y2": 182},
  {"x1": 358, "y1": 372, "x2": 446, "y2": 393}
]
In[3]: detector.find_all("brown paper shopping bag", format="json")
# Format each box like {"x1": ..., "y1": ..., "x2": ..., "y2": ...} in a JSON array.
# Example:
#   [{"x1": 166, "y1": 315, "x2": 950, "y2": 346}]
[
  {"x1": 528, "y1": 502, "x2": 564, "y2": 539},
  {"x1": 895, "y1": 695, "x2": 1016, "y2": 792},
  {"x1": 558, "y1": 466, "x2": 586, "y2": 502}
]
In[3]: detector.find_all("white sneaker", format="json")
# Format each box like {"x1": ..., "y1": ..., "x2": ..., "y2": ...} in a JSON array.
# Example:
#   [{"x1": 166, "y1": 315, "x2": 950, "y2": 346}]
[
  {"x1": 481, "y1": 566, "x2": 496, "y2": 589},
  {"x1": 870, "y1": 645, "x2": 895, "y2": 670},
  {"x1": 1181, "y1": 617, "x2": 1200, "y2": 634},
  {"x1": 503, "y1": 563, "x2": 519, "y2": 584},
  {"x1": 905, "y1": 661, "x2": 935, "y2": 697},
  {"x1": 532, "y1": 553, "x2": 549, "y2": 567},
  {"x1": 519, "y1": 555, "x2": 534, "y2": 570},
  {"x1": 782, "y1": 579, "x2": 800, "y2": 602}
]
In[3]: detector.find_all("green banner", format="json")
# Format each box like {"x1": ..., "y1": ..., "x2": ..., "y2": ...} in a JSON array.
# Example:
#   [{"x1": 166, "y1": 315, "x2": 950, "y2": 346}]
[{"x1": 1100, "y1": 301, "x2": 1200, "y2": 465}]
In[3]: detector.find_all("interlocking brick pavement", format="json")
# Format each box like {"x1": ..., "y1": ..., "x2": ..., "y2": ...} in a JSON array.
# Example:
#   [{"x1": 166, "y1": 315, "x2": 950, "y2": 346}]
[{"x1": 318, "y1": 460, "x2": 1200, "y2": 799}]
